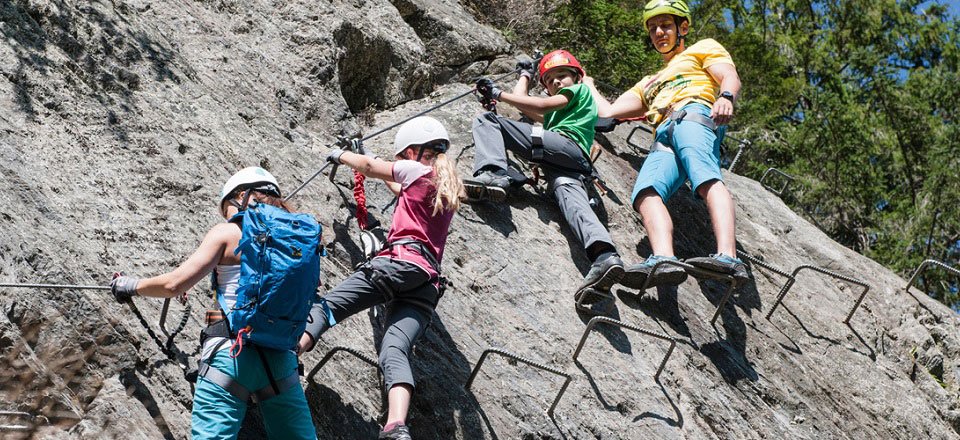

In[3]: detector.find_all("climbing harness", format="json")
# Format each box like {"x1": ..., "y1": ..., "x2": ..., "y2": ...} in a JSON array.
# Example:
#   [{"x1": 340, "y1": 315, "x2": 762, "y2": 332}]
[
  {"x1": 362, "y1": 238, "x2": 448, "y2": 316},
  {"x1": 647, "y1": 106, "x2": 717, "y2": 155}
]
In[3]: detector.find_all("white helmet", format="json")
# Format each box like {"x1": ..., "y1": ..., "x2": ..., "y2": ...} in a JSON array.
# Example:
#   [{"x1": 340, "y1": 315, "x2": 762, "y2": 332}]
[
  {"x1": 219, "y1": 167, "x2": 281, "y2": 207},
  {"x1": 393, "y1": 116, "x2": 450, "y2": 157}
]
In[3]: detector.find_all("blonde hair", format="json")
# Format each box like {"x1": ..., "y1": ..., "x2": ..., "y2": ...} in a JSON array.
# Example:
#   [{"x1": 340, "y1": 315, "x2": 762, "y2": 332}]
[{"x1": 431, "y1": 153, "x2": 464, "y2": 215}]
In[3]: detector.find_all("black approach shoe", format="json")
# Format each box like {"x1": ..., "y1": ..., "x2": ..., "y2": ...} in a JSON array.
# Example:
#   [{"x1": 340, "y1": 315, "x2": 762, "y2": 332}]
[
  {"x1": 574, "y1": 254, "x2": 624, "y2": 304},
  {"x1": 685, "y1": 253, "x2": 751, "y2": 284},
  {"x1": 463, "y1": 171, "x2": 509, "y2": 203},
  {"x1": 379, "y1": 423, "x2": 412, "y2": 440},
  {"x1": 620, "y1": 255, "x2": 687, "y2": 290}
]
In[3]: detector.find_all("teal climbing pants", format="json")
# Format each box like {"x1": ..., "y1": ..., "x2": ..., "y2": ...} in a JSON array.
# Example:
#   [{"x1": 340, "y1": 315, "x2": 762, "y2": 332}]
[{"x1": 191, "y1": 346, "x2": 316, "y2": 440}]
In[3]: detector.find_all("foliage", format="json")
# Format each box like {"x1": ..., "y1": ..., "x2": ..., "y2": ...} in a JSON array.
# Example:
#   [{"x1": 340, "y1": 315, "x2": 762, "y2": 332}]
[{"x1": 539, "y1": 0, "x2": 960, "y2": 308}]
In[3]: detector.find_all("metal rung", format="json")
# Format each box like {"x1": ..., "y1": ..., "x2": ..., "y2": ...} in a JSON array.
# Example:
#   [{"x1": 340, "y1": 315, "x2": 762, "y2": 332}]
[
  {"x1": 573, "y1": 316, "x2": 676, "y2": 381},
  {"x1": 307, "y1": 346, "x2": 380, "y2": 383},
  {"x1": 465, "y1": 348, "x2": 572, "y2": 419},
  {"x1": 725, "y1": 136, "x2": 750, "y2": 173},
  {"x1": 759, "y1": 168, "x2": 794, "y2": 197},
  {"x1": 739, "y1": 251, "x2": 793, "y2": 279},
  {"x1": 626, "y1": 123, "x2": 654, "y2": 153},
  {"x1": 905, "y1": 259, "x2": 960, "y2": 293},
  {"x1": 637, "y1": 260, "x2": 737, "y2": 326},
  {"x1": 575, "y1": 289, "x2": 615, "y2": 315},
  {"x1": 766, "y1": 265, "x2": 871, "y2": 324}
]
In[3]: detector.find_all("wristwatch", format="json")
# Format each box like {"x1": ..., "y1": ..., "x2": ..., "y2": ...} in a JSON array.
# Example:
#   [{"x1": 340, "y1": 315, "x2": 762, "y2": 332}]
[{"x1": 718, "y1": 91, "x2": 735, "y2": 104}]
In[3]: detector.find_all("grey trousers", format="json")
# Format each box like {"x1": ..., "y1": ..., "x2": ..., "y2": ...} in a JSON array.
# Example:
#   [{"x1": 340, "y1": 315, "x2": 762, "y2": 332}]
[
  {"x1": 471, "y1": 112, "x2": 615, "y2": 252},
  {"x1": 305, "y1": 257, "x2": 437, "y2": 390}
]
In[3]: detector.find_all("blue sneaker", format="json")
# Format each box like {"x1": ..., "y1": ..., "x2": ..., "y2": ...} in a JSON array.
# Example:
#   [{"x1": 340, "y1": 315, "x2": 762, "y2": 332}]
[
  {"x1": 685, "y1": 253, "x2": 750, "y2": 283},
  {"x1": 621, "y1": 255, "x2": 687, "y2": 290}
]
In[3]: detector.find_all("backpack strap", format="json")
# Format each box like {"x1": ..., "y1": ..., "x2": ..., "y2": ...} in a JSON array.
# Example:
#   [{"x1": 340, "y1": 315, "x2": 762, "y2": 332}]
[
  {"x1": 196, "y1": 342, "x2": 300, "y2": 402},
  {"x1": 254, "y1": 345, "x2": 280, "y2": 398}
]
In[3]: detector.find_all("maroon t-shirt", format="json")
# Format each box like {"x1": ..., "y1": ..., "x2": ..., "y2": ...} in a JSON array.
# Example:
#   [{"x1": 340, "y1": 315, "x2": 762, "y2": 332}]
[{"x1": 375, "y1": 160, "x2": 454, "y2": 279}]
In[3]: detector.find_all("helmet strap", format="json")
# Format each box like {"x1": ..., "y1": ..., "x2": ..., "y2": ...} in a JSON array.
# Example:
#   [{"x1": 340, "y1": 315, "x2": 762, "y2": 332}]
[
  {"x1": 416, "y1": 146, "x2": 426, "y2": 161},
  {"x1": 239, "y1": 189, "x2": 255, "y2": 211}
]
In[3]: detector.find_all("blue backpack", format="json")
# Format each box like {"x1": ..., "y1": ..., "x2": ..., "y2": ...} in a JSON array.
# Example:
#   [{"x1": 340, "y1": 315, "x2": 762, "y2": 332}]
[{"x1": 224, "y1": 202, "x2": 323, "y2": 351}]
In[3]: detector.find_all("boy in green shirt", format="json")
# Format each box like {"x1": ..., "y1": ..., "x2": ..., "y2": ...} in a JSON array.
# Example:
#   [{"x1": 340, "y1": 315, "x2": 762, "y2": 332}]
[{"x1": 466, "y1": 50, "x2": 625, "y2": 301}]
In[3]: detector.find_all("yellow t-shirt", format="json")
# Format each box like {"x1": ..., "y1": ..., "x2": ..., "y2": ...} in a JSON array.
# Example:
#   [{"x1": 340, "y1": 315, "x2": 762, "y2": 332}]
[{"x1": 629, "y1": 39, "x2": 734, "y2": 127}]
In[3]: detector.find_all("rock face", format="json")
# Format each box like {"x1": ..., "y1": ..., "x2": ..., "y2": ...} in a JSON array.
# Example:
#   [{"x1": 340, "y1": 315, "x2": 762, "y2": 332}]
[{"x1": 1, "y1": 1, "x2": 959, "y2": 439}]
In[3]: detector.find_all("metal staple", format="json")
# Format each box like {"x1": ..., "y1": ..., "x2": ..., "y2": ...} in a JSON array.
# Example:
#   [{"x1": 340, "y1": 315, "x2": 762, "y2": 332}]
[
  {"x1": 636, "y1": 259, "x2": 737, "y2": 326},
  {"x1": 465, "y1": 348, "x2": 572, "y2": 419},
  {"x1": 738, "y1": 251, "x2": 793, "y2": 279},
  {"x1": 759, "y1": 167, "x2": 794, "y2": 197},
  {"x1": 765, "y1": 265, "x2": 871, "y2": 324},
  {"x1": 306, "y1": 346, "x2": 380, "y2": 383},
  {"x1": 574, "y1": 288, "x2": 615, "y2": 315},
  {"x1": 573, "y1": 316, "x2": 676, "y2": 381},
  {"x1": 905, "y1": 259, "x2": 960, "y2": 293}
]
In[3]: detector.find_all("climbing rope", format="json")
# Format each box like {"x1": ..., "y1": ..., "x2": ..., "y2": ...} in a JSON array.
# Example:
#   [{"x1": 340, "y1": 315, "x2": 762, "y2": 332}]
[{"x1": 285, "y1": 66, "x2": 525, "y2": 201}]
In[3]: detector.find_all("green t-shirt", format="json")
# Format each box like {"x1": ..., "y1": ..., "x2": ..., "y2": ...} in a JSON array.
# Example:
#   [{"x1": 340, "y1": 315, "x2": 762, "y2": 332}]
[{"x1": 543, "y1": 83, "x2": 598, "y2": 155}]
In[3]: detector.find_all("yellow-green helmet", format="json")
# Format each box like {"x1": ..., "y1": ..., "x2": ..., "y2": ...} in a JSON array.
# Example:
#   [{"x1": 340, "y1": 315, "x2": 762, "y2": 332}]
[{"x1": 642, "y1": 0, "x2": 692, "y2": 28}]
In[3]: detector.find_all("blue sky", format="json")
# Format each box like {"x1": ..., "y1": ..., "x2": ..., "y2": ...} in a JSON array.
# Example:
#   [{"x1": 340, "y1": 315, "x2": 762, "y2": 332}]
[{"x1": 925, "y1": 0, "x2": 960, "y2": 17}]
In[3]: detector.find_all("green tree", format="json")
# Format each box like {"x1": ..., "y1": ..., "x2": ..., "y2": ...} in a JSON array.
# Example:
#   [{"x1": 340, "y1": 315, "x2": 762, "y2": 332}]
[{"x1": 542, "y1": 0, "x2": 960, "y2": 307}]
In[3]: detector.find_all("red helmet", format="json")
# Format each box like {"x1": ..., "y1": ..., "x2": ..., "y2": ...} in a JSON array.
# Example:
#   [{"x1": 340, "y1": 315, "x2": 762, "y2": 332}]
[{"x1": 537, "y1": 50, "x2": 585, "y2": 86}]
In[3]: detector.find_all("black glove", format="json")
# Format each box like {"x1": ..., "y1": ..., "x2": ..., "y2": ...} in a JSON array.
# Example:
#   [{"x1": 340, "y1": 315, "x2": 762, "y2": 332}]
[
  {"x1": 111, "y1": 273, "x2": 139, "y2": 302},
  {"x1": 325, "y1": 148, "x2": 346, "y2": 165},
  {"x1": 516, "y1": 60, "x2": 535, "y2": 80},
  {"x1": 475, "y1": 78, "x2": 502, "y2": 101}
]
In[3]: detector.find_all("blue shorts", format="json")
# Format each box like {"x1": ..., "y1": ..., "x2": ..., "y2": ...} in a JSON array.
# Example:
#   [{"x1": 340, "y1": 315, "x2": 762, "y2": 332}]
[{"x1": 630, "y1": 103, "x2": 727, "y2": 205}]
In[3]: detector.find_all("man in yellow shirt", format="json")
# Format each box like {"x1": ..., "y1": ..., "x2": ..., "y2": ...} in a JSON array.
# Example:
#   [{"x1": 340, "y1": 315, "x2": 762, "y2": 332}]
[{"x1": 585, "y1": 0, "x2": 749, "y2": 288}]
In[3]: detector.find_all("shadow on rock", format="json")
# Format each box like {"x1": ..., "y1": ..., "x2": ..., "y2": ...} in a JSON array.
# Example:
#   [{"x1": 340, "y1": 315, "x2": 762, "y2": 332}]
[
  {"x1": 618, "y1": 285, "x2": 692, "y2": 339},
  {"x1": 634, "y1": 381, "x2": 684, "y2": 428},
  {"x1": 576, "y1": 304, "x2": 632, "y2": 356},
  {"x1": 697, "y1": 278, "x2": 759, "y2": 384},
  {"x1": 400, "y1": 314, "x2": 493, "y2": 439}
]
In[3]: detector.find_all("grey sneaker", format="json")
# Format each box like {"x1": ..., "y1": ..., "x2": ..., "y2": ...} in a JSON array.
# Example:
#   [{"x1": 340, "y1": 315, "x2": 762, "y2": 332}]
[
  {"x1": 685, "y1": 253, "x2": 750, "y2": 283},
  {"x1": 463, "y1": 171, "x2": 509, "y2": 202},
  {"x1": 620, "y1": 255, "x2": 687, "y2": 290},
  {"x1": 574, "y1": 254, "x2": 624, "y2": 304},
  {"x1": 379, "y1": 423, "x2": 412, "y2": 440}
]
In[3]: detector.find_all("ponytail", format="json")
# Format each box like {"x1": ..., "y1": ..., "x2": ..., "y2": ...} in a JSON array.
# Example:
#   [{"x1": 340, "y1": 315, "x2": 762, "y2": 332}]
[
  {"x1": 431, "y1": 153, "x2": 464, "y2": 215},
  {"x1": 249, "y1": 190, "x2": 296, "y2": 213}
]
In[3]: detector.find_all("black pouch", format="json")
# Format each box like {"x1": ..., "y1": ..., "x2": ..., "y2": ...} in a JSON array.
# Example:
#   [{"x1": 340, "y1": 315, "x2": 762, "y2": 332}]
[{"x1": 200, "y1": 317, "x2": 231, "y2": 347}]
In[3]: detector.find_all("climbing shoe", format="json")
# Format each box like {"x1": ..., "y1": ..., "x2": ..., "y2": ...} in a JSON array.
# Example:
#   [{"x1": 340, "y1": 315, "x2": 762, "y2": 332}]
[
  {"x1": 379, "y1": 423, "x2": 412, "y2": 440},
  {"x1": 463, "y1": 171, "x2": 509, "y2": 203},
  {"x1": 620, "y1": 255, "x2": 687, "y2": 290},
  {"x1": 685, "y1": 253, "x2": 750, "y2": 283},
  {"x1": 574, "y1": 254, "x2": 624, "y2": 304}
]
